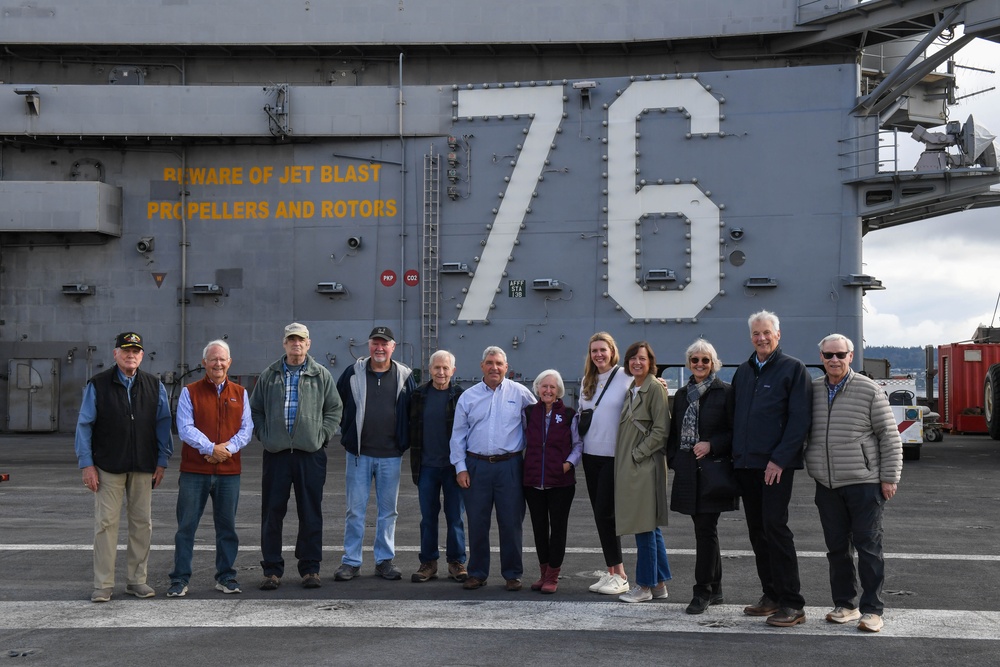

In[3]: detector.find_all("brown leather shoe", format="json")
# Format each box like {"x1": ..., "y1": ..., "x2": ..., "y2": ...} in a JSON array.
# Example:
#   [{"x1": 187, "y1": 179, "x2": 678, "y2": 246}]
[
  {"x1": 743, "y1": 595, "x2": 779, "y2": 616},
  {"x1": 766, "y1": 607, "x2": 806, "y2": 627},
  {"x1": 463, "y1": 576, "x2": 487, "y2": 590},
  {"x1": 259, "y1": 575, "x2": 280, "y2": 591},
  {"x1": 447, "y1": 561, "x2": 469, "y2": 582},
  {"x1": 411, "y1": 560, "x2": 438, "y2": 583},
  {"x1": 505, "y1": 578, "x2": 522, "y2": 592}
]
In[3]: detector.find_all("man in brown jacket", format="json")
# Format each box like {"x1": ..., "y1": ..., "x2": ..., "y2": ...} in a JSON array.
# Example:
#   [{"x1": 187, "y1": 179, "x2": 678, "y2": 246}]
[{"x1": 806, "y1": 333, "x2": 903, "y2": 634}]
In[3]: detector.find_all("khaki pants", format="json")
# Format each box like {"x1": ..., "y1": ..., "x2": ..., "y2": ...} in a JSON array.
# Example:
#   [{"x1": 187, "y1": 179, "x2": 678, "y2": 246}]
[{"x1": 93, "y1": 468, "x2": 153, "y2": 589}]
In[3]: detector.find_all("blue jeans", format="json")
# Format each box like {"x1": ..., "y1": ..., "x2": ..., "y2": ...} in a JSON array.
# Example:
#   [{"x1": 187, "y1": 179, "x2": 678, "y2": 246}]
[
  {"x1": 417, "y1": 465, "x2": 466, "y2": 564},
  {"x1": 260, "y1": 447, "x2": 327, "y2": 578},
  {"x1": 343, "y1": 453, "x2": 402, "y2": 567},
  {"x1": 170, "y1": 471, "x2": 241, "y2": 585},
  {"x1": 634, "y1": 528, "x2": 671, "y2": 588},
  {"x1": 814, "y1": 481, "x2": 887, "y2": 614}
]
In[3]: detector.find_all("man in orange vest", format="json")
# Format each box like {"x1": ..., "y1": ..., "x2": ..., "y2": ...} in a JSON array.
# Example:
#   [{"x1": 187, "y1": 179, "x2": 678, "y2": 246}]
[{"x1": 167, "y1": 339, "x2": 253, "y2": 597}]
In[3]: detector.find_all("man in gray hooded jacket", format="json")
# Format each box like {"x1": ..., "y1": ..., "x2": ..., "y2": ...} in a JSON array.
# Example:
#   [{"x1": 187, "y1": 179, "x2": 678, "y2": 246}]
[{"x1": 335, "y1": 326, "x2": 415, "y2": 581}]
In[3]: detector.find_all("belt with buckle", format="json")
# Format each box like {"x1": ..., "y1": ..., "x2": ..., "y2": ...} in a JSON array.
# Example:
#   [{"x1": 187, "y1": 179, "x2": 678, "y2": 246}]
[{"x1": 467, "y1": 451, "x2": 521, "y2": 463}]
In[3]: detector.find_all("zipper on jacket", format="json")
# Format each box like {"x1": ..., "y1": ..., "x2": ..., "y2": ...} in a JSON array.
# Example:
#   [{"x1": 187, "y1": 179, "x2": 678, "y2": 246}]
[
  {"x1": 539, "y1": 410, "x2": 548, "y2": 488},
  {"x1": 824, "y1": 394, "x2": 834, "y2": 487}
]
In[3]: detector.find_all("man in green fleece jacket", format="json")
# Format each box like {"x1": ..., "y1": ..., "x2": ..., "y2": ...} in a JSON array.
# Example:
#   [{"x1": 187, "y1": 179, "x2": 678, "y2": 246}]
[{"x1": 250, "y1": 322, "x2": 342, "y2": 591}]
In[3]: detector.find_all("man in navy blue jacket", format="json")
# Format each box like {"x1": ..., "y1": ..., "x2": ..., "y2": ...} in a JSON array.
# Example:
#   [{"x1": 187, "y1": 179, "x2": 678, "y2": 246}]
[{"x1": 731, "y1": 310, "x2": 812, "y2": 628}]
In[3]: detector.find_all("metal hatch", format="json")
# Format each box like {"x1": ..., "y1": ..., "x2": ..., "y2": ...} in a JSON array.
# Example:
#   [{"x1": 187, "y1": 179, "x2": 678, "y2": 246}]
[{"x1": 6, "y1": 358, "x2": 60, "y2": 432}]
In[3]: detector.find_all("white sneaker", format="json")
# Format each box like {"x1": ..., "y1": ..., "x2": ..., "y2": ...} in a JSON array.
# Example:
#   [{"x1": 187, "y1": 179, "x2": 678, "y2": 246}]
[
  {"x1": 589, "y1": 572, "x2": 612, "y2": 593},
  {"x1": 597, "y1": 574, "x2": 630, "y2": 595},
  {"x1": 858, "y1": 613, "x2": 883, "y2": 632},
  {"x1": 619, "y1": 585, "x2": 652, "y2": 603},
  {"x1": 825, "y1": 606, "x2": 861, "y2": 623},
  {"x1": 651, "y1": 583, "x2": 668, "y2": 599}
]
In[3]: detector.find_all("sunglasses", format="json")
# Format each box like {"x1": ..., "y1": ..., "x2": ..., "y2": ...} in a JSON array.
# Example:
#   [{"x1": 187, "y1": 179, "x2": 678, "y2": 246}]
[
  {"x1": 689, "y1": 356, "x2": 711, "y2": 365},
  {"x1": 822, "y1": 351, "x2": 849, "y2": 359}
]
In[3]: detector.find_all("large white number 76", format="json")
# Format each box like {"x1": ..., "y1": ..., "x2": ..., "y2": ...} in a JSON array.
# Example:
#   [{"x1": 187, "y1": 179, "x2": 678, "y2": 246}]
[{"x1": 457, "y1": 79, "x2": 721, "y2": 322}]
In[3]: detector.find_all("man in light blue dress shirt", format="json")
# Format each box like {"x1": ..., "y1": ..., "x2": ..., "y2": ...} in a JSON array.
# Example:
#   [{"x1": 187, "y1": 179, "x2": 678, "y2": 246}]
[{"x1": 450, "y1": 346, "x2": 536, "y2": 591}]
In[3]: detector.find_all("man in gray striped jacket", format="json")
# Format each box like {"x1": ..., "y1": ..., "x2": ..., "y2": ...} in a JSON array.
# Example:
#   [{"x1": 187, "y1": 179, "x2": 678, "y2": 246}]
[{"x1": 806, "y1": 333, "x2": 903, "y2": 634}]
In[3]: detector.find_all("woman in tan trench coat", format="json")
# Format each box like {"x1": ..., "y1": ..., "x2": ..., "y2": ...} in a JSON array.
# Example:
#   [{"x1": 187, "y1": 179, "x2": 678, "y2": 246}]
[{"x1": 614, "y1": 341, "x2": 672, "y2": 603}]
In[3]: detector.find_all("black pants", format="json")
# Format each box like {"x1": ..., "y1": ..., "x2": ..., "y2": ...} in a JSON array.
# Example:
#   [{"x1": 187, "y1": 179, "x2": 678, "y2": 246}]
[
  {"x1": 736, "y1": 467, "x2": 804, "y2": 610},
  {"x1": 691, "y1": 512, "x2": 723, "y2": 599},
  {"x1": 582, "y1": 454, "x2": 622, "y2": 566},
  {"x1": 523, "y1": 485, "x2": 575, "y2": 568},
  {"x1": 814, "y1": 481, "x2": 887, "y2": 614},
  {"x1": 260, "y1": 447, "x2": 327, "y2": 578}
]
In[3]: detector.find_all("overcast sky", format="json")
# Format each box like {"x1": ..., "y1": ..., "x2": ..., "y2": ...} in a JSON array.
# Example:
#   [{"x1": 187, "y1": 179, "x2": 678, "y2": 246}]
[{"x1": 862, "y1": 36, "x2": 1000, "y2": 348}]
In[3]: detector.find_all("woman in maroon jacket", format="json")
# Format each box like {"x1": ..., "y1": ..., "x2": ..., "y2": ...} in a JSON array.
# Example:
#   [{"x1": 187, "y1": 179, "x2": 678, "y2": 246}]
[
  {"x1": 522, "y1": 369, "x2": 583, "y2": 594},
  {"x1": 667, "y1": 339, "x2": 739, "y2": 614}
]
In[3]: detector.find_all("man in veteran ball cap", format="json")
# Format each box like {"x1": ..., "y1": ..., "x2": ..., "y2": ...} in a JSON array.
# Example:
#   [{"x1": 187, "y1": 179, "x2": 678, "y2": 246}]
[{"x1": 75, "y1": 332, "x2": 173, "y2": 603}]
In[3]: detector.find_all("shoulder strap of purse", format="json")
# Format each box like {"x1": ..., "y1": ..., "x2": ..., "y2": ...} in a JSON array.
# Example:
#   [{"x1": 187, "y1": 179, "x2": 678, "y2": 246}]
[{"x1": 593, "y1": 366, "x2": 619, "y2": 407}]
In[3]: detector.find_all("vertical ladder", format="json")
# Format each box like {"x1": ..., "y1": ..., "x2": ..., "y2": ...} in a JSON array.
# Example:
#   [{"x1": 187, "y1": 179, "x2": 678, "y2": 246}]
[{"x1": 421, "y1": 148, "x2": 441, "y2": 378}]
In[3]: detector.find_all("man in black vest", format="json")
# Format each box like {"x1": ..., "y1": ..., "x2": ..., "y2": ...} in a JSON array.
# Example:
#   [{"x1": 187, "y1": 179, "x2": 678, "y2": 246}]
[{"x1": 75, "y1": 332, "x2": 173, "y2": 603}]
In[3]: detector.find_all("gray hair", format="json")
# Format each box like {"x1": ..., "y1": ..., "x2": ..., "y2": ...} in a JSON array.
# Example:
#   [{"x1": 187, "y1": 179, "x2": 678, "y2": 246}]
[
  {"x1": 685, "y1": 339, "x2": 722, "y2": 372},
  {"x1": 748, "y1": 309, "x2": 780, "y2": 332},
  {"x1": 818, "y1": 333, "x2": 854, "y2": 353},
  {"x1": 429, "y1": 349, "x2": 456, "y2": 367},
  {"x1": 532, "y1": 369, "x2": 565, "y2": 398},
  {"x1": 481, "y1": 346, "x2": 507, "y2": 363},
  {"x1": 202, "y1": 339, "x2": 231, "y2": 360}
]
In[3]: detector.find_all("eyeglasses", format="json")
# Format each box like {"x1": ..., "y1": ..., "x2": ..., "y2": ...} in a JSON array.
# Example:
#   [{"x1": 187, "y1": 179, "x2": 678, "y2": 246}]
[
  {"x1": 822, "y1": 351, "x2": 849, "y2": 360},
  {"x1": 689, "y1": 356, "x2": 711, "y2": 365}
]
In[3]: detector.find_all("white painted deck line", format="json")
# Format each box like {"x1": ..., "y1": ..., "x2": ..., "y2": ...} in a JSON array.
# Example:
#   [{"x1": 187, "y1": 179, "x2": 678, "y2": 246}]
[
  {"x1": 1, "y1": 599, "x2": 998, "y2": 640},
  {"x1": 3, "y1": 544, "x2": 999, "y2": 561}
]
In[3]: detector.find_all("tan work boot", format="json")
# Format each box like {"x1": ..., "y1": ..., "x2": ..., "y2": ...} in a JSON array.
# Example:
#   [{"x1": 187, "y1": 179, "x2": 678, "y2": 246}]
[
  {"x1": 447, "y1": 561, "x2": 469, "y2": 582},
  {"x1": 411, "y1": 560, "x2": 438, "y2": 583}
]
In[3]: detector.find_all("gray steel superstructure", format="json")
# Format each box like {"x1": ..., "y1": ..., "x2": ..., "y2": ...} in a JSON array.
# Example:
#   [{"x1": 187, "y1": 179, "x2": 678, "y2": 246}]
[{"x1": 2, "y1": 0, "x2": 998, "y2": 431}]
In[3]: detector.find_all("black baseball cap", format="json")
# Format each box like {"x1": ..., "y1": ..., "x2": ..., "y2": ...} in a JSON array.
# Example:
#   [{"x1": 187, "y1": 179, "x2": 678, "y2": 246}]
[
  {"x1": 116, "y1": 332, "x2": 143, "y2": 350},
  {"x1": 369, "y1": 326, "x2": 395, "y2": 343}
]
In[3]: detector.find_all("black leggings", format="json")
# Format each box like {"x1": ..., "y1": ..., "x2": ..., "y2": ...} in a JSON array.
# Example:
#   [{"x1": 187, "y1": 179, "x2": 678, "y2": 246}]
[
  {"x1": 524, "y1": 485, "x2": 575, "y2": 568},
  {"x1": 582, "y1": 454, "x2": 622, "y2": 567}
]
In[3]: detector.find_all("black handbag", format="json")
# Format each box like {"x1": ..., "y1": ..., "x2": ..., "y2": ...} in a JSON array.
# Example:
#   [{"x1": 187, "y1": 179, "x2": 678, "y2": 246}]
[
  {"x1": 578, "y1": 367, "x2": 619, "y2": 436},
  {"x1": 697, "y1": 456, "x2": 740, "y2": 499}
]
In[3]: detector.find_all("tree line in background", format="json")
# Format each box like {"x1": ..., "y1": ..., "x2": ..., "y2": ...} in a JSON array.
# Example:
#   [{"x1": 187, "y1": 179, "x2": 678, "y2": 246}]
[{"x1": 864, "y1": 345, "x2": 927, "y2": 371}]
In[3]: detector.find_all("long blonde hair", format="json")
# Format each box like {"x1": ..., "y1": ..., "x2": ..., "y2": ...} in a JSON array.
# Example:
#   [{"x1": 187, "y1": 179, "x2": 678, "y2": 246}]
[{"x1": 581, "y1": 332, "x2": 620, "y2": 400}]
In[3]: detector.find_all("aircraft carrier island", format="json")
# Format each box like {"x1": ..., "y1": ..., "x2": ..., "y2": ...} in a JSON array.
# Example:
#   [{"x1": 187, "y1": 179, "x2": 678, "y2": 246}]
[{"x1": 1, "y1": 0, "x2": 998, "y2": 431}]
